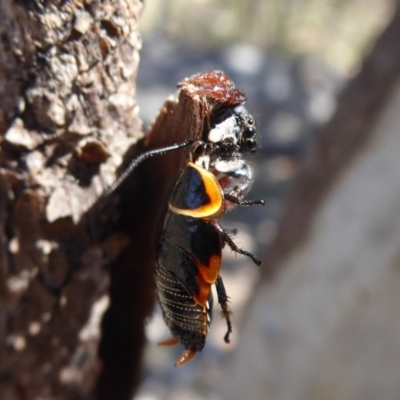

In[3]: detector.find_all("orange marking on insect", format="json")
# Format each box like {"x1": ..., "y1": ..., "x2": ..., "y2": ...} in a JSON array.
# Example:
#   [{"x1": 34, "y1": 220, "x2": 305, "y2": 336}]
[
  {"x1": 169, "y1": 163, "x2": 224, "y2": 218},
  {"x1": 197, "y1": 254, "x2": 221, "y2": 284},
  {"x1": 192, "y1": 273, "x2": 211, "y2": 307}
]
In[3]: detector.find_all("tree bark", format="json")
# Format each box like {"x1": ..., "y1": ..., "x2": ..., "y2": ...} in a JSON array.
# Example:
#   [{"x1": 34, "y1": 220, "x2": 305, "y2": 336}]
[{"x1": 0, "y1": 1, "x2": 142, "y2": 399}]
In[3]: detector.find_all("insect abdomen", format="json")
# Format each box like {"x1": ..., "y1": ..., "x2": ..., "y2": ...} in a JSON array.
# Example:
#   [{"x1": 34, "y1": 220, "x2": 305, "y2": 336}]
[{"x1": 155, "y1": 261, "x2": 211, "y2": 352}]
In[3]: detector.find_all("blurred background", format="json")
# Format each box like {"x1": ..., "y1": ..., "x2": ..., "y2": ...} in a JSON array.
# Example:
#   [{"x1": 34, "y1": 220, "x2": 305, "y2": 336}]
[{"x1": 134, "y1": 1, "x2": 400, "y2": 399}]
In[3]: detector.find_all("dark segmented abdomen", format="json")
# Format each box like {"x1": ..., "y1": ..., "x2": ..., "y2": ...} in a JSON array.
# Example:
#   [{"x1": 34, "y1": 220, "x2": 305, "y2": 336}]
[{"x1": 155, "y1": 263, "x2": 212, "y2": 351}]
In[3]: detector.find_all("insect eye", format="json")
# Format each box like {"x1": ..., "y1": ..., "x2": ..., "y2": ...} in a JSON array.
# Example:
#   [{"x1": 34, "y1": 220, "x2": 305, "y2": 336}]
[
  {"x1": 245, "y1": 139, "x2": 257, "y2": 152},
  {"x1": 243, "y1": 127, "x2": 255, "y2": 139}
]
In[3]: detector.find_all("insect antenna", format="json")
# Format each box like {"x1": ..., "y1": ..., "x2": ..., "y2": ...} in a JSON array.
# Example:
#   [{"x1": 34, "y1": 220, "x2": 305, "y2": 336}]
[
  {"x1": 103, "y1": 140, "x2": 194, "y2": 197},
  {"x1": 90, "y1": 140, "x2": 194, "y2": 240}
]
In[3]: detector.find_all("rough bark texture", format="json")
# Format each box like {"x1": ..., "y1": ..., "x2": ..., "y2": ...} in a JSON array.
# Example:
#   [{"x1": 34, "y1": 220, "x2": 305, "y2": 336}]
[{"x1": 0, "y1": 1, "x2": 142, "y2": 399}]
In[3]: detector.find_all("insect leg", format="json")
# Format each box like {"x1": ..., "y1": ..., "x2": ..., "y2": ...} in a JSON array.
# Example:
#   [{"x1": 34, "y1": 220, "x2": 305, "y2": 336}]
[
  {"x1": 224, "y1": 193, "x2": 265, "y2": 206},
  {"x1": 213, "y1": 222, "x2": 262, "y2": 266},
  {"x1": 215, "y1": 275, "x2": 232, "y2": 343}
]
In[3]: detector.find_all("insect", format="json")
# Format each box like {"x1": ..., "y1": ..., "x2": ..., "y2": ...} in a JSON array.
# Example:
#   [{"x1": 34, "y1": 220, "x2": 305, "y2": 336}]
[{"x1": 104, "y1": 70, "x2": 264, "y2": 366}]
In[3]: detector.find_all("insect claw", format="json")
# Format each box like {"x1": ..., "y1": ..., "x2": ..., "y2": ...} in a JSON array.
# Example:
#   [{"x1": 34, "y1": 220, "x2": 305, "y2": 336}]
[
  {"x1": 252, "y1": 255, "x2": 262, "y2": 266},
  {"x1": 224, "y1": 331, "x2": 231, "y2": 343},
  {"x1": 175, "y1": 349, "x2": 197, "y2": 367}
]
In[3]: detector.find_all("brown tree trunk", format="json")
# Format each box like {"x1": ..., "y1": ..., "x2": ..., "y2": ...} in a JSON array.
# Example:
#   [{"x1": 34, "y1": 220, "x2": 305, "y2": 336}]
[{"x1": 0, "y1": 1, "x2": 143, "y2": 399}]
